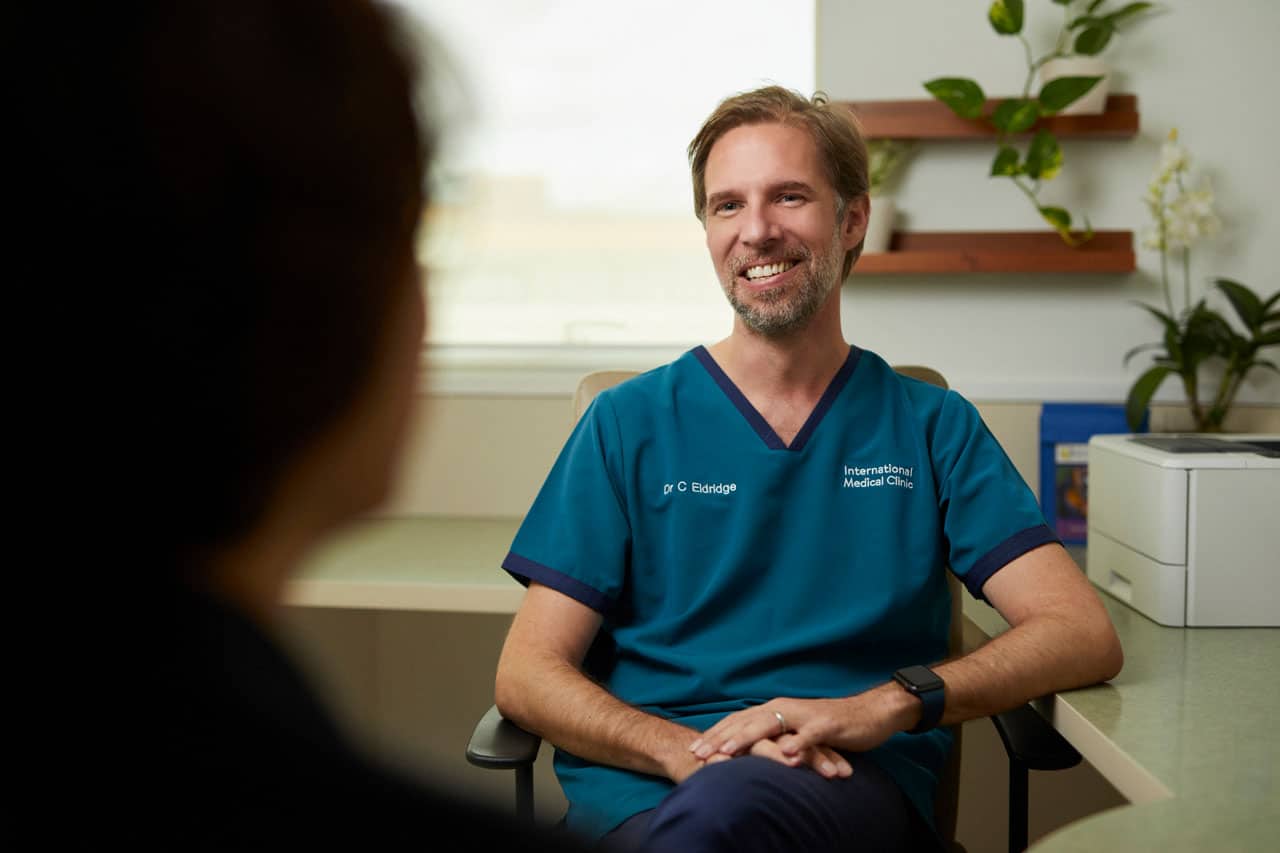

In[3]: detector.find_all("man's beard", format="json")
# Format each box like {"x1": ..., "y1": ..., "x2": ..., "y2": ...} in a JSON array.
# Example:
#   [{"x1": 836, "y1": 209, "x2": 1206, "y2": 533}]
[{"x1": 720, "y1": 230, "x2": 844, "y2": 338}]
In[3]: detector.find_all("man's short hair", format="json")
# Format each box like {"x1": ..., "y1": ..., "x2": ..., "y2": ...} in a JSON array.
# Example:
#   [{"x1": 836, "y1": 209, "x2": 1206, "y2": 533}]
[{"x1": 687, "y1": 86, "x2": 869, "y2": 277}]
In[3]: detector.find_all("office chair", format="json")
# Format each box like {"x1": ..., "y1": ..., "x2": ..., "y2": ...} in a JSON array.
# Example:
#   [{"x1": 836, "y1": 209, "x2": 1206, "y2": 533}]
[{"x1": 468, "y1": 366, "x2": 1081, "y2": 853}]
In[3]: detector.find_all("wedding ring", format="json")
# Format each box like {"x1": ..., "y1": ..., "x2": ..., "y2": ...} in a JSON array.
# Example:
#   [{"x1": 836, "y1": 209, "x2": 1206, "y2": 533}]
[{"x1": 774, "y1": 710, "x2": 789, "y2": 735}]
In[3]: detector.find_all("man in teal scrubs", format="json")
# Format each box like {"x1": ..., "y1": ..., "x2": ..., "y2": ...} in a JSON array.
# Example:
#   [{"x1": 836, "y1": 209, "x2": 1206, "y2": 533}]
[{"x1": 496, "y1": 86, "x2": 1123, "y2": 852}]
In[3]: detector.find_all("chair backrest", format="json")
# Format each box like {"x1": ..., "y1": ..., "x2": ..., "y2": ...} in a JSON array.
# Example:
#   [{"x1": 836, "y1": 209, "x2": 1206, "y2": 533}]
[
  {"x1": 573, "y1": 369, "x2": 641, "y2": 423},
  {"x1": 571, "y1": 364, "x2": 963, "y2": 845},
  {"x1": 890, "y1": 368, "x2": 963, "y2": 846}
]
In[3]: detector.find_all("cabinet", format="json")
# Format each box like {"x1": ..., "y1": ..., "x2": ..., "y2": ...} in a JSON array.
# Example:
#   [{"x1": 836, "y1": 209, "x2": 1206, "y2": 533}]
[{"x1": 846, "y1": 95, "x2": 1139, "y2": 275}]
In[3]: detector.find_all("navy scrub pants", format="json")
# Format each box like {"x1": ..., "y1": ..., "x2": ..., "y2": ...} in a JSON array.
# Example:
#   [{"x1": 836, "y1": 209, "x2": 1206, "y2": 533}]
[{"x1": 598, "y1": 755, "x2": 942, "y2": 853}]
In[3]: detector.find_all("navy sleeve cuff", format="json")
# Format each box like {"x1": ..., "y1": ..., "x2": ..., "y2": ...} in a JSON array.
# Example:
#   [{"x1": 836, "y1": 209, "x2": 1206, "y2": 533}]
[
  {"x1": 959, "y1": 524, "x2": 1061, "y2": 602},
  {"x1": 502, "y1": 551, "x2": 613, "y2": 614}
]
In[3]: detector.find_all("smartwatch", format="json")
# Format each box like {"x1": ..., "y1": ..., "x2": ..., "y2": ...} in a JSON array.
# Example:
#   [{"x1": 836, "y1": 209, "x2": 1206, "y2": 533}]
[{"x1": 893, "y1": 664, "x2": 946, "y2": 734}]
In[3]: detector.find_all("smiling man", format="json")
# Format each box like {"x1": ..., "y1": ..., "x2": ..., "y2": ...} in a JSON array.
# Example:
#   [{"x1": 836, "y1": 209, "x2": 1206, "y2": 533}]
[{"x1": 495, "y1": 87, "x2": 1122, "y2": 852}]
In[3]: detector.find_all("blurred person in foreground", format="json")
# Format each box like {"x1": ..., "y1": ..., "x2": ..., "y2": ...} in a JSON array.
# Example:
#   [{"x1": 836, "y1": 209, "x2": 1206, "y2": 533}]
[{"x1": 48, "y1": 1, "x2": 585, "y2": 847}]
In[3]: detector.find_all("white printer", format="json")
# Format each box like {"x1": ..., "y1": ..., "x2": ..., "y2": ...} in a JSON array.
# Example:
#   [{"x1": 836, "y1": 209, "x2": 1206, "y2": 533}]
[{"x1": 1086, "y1": 433, "x2": 1280, "y2": 627}]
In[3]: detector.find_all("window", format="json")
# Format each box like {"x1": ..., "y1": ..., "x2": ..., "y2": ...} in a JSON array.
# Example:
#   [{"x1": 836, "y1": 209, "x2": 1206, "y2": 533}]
[{"x1": 394, "y1": 0, "x2": 816, "y2": 348}]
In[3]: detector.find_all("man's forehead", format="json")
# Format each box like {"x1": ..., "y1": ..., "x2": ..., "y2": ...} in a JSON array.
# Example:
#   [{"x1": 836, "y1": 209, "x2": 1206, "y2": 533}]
[{"x1": 704, "y1": 121, "x2": 826, "y2": 191}]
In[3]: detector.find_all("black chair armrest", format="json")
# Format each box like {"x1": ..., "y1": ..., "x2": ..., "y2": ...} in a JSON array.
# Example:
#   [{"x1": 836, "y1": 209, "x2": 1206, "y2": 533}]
[
  {"x1": 991, "y1": 703, "x2": 1082, "y2": 771},
  {"x1": 466, "y1": 704, "x2": 543, "y2": 770}
]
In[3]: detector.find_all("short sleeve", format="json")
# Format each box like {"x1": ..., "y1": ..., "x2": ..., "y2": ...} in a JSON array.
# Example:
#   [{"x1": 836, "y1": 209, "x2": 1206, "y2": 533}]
[
  {"x1": 501, "y1": 393, "x2": 631, "y2": 614},
  {"x1": 932, "y1": 391, "x2": 1058, "y2": 601}
]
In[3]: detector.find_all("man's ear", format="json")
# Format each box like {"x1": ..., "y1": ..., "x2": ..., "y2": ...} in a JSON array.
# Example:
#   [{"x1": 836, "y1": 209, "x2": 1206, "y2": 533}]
[{"x1": 842, "y1": 194, "x2": 870, "y2": 249}]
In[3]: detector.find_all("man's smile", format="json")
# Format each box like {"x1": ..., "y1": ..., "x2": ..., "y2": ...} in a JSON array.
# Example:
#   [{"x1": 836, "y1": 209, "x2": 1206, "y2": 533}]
[{"x1": 743, "y1": 259, "x2": 800, "y2": 282}]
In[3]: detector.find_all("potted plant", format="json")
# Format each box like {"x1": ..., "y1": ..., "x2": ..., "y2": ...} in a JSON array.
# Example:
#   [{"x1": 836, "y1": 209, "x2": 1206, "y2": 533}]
[
  {"x1": 1123, "y1": 130, "x2": 1280, "y2": 431},
  {"x1": 864, "y1": 139, "x2": 915, "y2": 254},
  {"x1": 1039, "y1": 1, "x2": 1156, "y2": 115},
  {"x1": 923, "y1": 0, "x2": 1155, "y2": 244}
]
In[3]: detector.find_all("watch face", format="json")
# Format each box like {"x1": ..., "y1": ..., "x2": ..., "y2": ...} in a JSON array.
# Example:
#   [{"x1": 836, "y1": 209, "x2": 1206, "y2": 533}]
[{"x1": 896, "y1": 665, "x2": 944, "y2": 692}]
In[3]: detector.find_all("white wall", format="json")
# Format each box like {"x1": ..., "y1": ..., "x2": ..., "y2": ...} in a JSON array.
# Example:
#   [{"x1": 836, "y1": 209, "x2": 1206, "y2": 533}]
[{"x1": 818, "y1": 0, "x2": 1280, "y2": 405}]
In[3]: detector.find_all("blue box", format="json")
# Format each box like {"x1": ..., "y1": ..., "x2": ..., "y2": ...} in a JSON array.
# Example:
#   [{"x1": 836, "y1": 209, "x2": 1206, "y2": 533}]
[{"x1": 1039, "y1": 403, "x2": 1145, "y2": 544}]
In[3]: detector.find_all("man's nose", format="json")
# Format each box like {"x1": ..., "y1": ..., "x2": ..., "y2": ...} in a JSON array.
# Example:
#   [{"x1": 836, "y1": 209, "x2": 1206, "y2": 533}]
[{"x1": 739, "y1": 204, "x2": 781, "y2": 248}]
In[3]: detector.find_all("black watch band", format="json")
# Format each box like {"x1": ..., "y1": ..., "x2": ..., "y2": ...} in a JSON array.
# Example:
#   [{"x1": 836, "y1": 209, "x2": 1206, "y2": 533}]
[{"x1": 893, "y1": 665, "x2": 946, "y2": 734}]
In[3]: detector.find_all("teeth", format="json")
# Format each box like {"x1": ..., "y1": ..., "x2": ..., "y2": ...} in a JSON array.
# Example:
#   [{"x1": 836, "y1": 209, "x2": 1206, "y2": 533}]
[{"x1": 745, "y1": 261, "x2": 796, "y2": 280}]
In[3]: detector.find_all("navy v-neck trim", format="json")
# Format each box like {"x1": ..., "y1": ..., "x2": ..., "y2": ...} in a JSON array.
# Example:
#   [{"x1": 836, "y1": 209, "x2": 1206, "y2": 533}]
[{"x1": 691, "y1": 344, "x2": 863, "y2": 452}]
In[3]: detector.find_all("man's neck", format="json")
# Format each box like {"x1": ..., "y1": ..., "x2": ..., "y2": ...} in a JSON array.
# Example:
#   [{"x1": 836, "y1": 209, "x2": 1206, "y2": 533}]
[{"x1": 708, "y1": 303, "x2": 850, "y2": 401}]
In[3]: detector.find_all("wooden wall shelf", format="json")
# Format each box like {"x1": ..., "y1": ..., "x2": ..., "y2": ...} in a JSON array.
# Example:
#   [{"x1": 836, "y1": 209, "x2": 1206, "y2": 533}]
[
  {"x1": 855, "y1": 230, "x2": 1135, "y2": 275},
  {"x1": 848, "y1": 95, "x2": 1139, "y2": 140}
]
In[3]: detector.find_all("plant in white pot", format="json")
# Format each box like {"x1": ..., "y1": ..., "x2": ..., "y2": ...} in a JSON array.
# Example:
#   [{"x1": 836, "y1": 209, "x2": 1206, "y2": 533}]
[
  {"x1": 1039, "y1": 0, "x2": 1157, "y2": 116},
  {"x1": 864, "y1": 139, "x2": 915, "y2": 254},
  {"x1": 1123, "y1": 130, "x2": 1280, "y2": 431}
]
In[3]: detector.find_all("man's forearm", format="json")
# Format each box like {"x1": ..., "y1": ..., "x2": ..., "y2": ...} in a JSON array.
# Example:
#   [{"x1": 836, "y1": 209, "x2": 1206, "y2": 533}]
[
  {"x1": 495, "y1": 652, "x2": 701, "y2": 782},
  {"x1": 908, "y1": 544, "x2": 1124, "y2": 727},
  {"x1": 933, "y1": 607, "x2": 1122, "y2": 726}
]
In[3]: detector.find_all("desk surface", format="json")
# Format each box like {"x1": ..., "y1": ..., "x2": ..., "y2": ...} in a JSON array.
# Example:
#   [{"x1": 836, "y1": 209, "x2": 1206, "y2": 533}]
[
  {"x1": 290, "y1": 516, "x2": 1280, "y2": 849},
  {"x1": 966, "y1": 594, "x2": 1279, "y2": 849},
  {"x1": 288, "y1": 516, "x2": 524, "y2": 613}
]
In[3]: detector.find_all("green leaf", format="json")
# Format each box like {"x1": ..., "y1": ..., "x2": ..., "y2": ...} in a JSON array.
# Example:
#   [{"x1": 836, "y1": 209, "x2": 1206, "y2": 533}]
[
  {"x1": 1126, "y1": 365, "x2": 1172, "y2": 430},
  {"x1": 1074, "y1": 25, "x2": 1114, "y2": 55},
  {"x1": 1261, "y1": 290, "x2": 1280, "y2": 312},
  {"x1": 1039, "y1": 76, "x2": 1104, "y2": 112},
  {"x1": 1040, "y1": 207, "x2": 1071, "y2": 230},
  {"x1": 1141, "y1": 302, "x2": 1177, "y2": 335},
  {"x1": 1086, "y1": 0, "x2": 1107, "y2": 14},
  {"x1": 924, "y1": 78, "x2": 986, "y2": 119},
  {"x1": 988, "y1": 0, "x2": 1024, "y2": 35},
  {"x1": 1253, "y1": 359, "x2": 1280, "y2": 375},
  {"x1": 1123, "y1": 341, "x2": 1165, "y2": 366},
  {"x1": 1215, "y1": 278, "x2": 1264, "y2": 330},
  {"x1": 1039, "y1": 205, "x2": 1072, "y2": 236},
  {"x1": 990, "y1": 146, "x2": 1021, "y2": 176},
  {"x1": 991, "y1": 98, "x2": 1041, "y2": 133},
  {"x1": 1227, "y1": 333, "x2": 1253, "y2": 359},
  {"x1": 1051, "y1": 0, "x2": 1072, "y2": 5},
  {"x1": 1106, "y1": 3, "x2": 1154, "y2": 26},
  {"x1": 1258, "y1": 329, "x2": 1280, "y2": 347},
  {"x1": 1180, "y1": 320, "x2": 1222, "y2": 371},
  {"x1": 1190, "y1": 306, "x2": 1238, "y2": 357},
  {"x1": 1136, "y1": 303, "x2": 1181, "y2": 360},
  {"x1": 1137, "y1": 303, "x2": 1178, "y2": 328},
  {"x1": 1024, "y1": 130, "x2": 1064, "y2": 180}
]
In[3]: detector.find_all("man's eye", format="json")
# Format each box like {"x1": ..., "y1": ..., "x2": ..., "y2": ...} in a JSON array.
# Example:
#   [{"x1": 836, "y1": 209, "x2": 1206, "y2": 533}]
[
  {"x1": 779, "y1": 193, "x2": 804, "y2": 204},
  {"x1": 716, "y1": 201, "x2": 741, "y2": 214}
]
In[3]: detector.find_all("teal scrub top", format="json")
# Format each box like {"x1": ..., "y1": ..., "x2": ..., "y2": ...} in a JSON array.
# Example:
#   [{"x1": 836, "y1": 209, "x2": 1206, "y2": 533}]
[{"x1": 502, "y1": 345, "x2": 1057, "y2": 840}]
